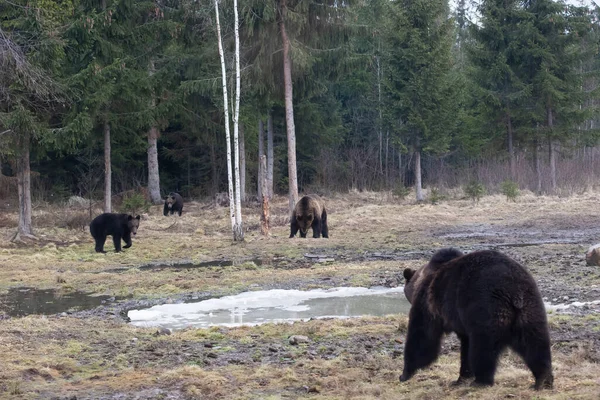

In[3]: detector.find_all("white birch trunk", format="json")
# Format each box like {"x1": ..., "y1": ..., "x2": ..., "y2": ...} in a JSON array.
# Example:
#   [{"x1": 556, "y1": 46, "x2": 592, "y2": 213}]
[
  {"x1": 232, "y1": 0, "x2": 244, "y2": 241},
  {"x1": 214, "y1": 0, "x2": 236, "y2": 237},
  {"x1": 104, "y1": 122, "x2": 112, "y2": 213},
  {"x1": 240, "y1": 123, "x2": 246, "y2": 202}
]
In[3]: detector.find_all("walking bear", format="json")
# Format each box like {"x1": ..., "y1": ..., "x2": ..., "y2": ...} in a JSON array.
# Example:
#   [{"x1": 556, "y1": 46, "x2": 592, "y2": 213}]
[
  {"x1": 290, "y1": 195, "x2": 329, "y2": 238},
  {"x1": 400, "y1": 248, "x2": 553, "y2": 390},
  {"x1": 163, "y1": 192, "x2": 183, "y2": 216},
  {"x1": 90, "y1": 213, "x2": 141, "y2": 253}
]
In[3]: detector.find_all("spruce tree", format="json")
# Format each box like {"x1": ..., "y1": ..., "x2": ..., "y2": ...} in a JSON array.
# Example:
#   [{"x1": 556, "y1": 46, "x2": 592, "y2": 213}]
[{"x1": 384, "y1": 0, "x2": 455, "y2": 201}]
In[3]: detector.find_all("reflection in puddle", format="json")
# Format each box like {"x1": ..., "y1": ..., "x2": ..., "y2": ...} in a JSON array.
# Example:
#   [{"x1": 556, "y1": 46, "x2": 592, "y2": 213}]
[
  {"x1": 0, "y1": 287, "x2": 121, "y2": 317},
  {"x1": 128, "y1": 287, "x2": 411, "y2": 330}
]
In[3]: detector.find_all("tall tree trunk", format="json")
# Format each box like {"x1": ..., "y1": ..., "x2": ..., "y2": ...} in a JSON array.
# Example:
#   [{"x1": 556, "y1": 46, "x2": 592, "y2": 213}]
[
  {"x1": 278, "y1": 0, "x2": 299, "y2": 213},
  {"x1": 415, "y1": 148, "x2": 424, "y2": 202},
  {"x1": 267, "y1": 111, "x2": 274, "y2": 198},
  {"x1": 214, "y1": 0, "x2": 236, "y2": 239},
  {"x1": 507, "y1": 111, "x2": 516, "y2": 181},
  {"x1": 259, "y1": 155, "x2": 270, "y2": 236},
  {"x1": 232, "y1": 0, "x2": 243, "y2": 241},
  {"x1": 239, "y1": 124, "x2": 246, "y2": 202},
  {"x1": 534, "y1": 138, "x2": 542, "y2": 195},
  {"x1": 147, "y1": 59, "x2": 162, "y2": 204},
  {"x1": 147, "y1": 125, "x2": 161, "y2": 204},
  {"x1": 12, "y1": 132, "x2": 34, "y2": 242},
  {"x1": 377, "y1": 53, "x2": 383, "y2": 175},
  {"x1": 548, "y1": 107, "x2": 557, "y2": 192},
  {"x1": 258, "y1": 119, "x2": 265, "y2": 200},
  {"x1": 103, "y1": 122, "x2": 112, "y2": 213}
]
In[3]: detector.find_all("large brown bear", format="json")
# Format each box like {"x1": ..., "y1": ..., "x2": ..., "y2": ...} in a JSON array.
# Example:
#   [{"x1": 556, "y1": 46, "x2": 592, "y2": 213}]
[
  {"x1": 90, "y1": 213, "x2": 141, "y2": 253},
  {"x1": 400, "y1": 248, "x2": 553, "y2": 390},
  {"x1": 289, "y1": 195, "x2": 329, "y2": 238},
  {"x1": 163, "y1": 192, "x2": 183, "y2": 216}
]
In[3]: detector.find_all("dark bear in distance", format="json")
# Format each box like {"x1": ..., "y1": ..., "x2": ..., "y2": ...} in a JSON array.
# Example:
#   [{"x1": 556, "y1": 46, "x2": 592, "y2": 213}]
[
  {"x1": 400, "y1": 248, "x2": 553, "y2": 390},
  {"x1": 290, "y1": 195, "x2": 329, "y2": 238},
  {"x1": 163, "y1": 192, "x2": 183, "y2": 216},
  {"x1": 90, "y1": 213, "x2": 141, "y2": 253}
]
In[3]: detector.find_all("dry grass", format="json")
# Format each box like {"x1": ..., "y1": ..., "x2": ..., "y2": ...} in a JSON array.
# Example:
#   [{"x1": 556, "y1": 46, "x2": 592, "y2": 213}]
[{"x1": 0, "y1": 315, "x2": 598, "y2": 399}]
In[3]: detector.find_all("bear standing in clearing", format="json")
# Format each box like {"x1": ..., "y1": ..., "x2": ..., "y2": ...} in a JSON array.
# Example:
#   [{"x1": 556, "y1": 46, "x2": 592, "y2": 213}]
[
  {"x1": 163, "y1": 192, "x2": 183, "y2": 216},
  {"x1": 90, "y1": 213, "x2": 141, "y2": 253},
  {"x1": 289, "y1": 195, "x2": 329, "y2": 238},
  {"x1": 400, "y1": 248, "x2": 553, "y2": 390}
]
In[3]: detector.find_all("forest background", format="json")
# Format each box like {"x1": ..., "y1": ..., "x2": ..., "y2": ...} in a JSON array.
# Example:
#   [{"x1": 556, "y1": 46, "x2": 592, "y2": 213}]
[{"x1": 2, "y1": 0, "x2": 600, "y2": 234}]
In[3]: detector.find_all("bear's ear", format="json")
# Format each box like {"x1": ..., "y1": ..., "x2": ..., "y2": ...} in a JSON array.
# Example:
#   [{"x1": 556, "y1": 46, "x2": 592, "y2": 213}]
[
  {"x1": 403, "y1": 268, "x2": 415, "y2": 282},
  {"x1": 135, "y1": 215, "x2": 141, "y2": 220},
  {"x1": 127, "y1": 215, "x2": 133, "y2": 221}
]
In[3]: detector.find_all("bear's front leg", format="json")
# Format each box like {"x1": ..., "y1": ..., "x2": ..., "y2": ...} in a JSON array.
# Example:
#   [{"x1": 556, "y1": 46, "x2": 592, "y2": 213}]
[
  {"x1": 289, "y1": 218, "x2": 299, "y2": 238},
  {"x1": 312, "y1": 217, "x2": 321, "y2": 238},
  {"x1": 123, "y1": 232, "x2": 132, "y2": 249},
  {"x1": 400, "y1": 308, "x2": 444, "y2": 382},
  {"x1": 112, "y1": 234, "x2": 123, "y2": 252}
]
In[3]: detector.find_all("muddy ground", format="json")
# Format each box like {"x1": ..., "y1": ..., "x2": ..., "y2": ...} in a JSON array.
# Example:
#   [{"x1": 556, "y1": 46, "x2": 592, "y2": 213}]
[{"x1": 0, "y1": 191, "x2": 599, "y2": 399}]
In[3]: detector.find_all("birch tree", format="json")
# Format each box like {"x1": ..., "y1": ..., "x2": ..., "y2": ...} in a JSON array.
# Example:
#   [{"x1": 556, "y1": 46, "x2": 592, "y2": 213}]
[{"x1": 214, "y1": 0, "x2": 243, "y2": 241}]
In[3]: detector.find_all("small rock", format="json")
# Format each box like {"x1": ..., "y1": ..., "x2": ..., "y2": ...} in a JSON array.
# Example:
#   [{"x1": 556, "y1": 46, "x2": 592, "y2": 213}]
[
  {"x1": 131, "y1": 337, "x2": 138, "y2": 343},
  {"x1": 307, "y1": 386, "x2": 320, "y2": 393},
  {"x1": 394, "y1": 338, "x2": 403, "y2": 344},
  {"x1": 289, "y1": 335, "x2": 310, "y2": 345},
  {"x1": 562, "y1": 296, "x2": 569, "y2": 301},
  {"x1": 154, "y1": 327, "x2": 171, "y2": 336}
]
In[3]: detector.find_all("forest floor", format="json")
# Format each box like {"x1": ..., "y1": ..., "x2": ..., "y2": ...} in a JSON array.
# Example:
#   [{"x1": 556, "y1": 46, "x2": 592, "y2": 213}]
[{"x1": 0, "y1": 191, "x2": 599, "y2": 399}]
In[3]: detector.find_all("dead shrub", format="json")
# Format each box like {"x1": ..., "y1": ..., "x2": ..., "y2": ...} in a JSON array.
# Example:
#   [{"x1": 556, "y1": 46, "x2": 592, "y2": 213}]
[{"x1": 62, "y1": 213, "x2": 90, "y2": 231}]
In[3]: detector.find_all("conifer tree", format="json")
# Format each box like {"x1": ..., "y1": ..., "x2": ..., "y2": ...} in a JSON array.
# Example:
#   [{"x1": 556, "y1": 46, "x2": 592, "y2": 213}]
[{"x1": 384, "y1": 0, "x2": 455, "y2": 201}]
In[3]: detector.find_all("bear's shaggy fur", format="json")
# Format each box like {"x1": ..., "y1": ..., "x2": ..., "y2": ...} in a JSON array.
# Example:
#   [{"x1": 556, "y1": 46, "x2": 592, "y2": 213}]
[
  {"x1": 90, "y1": 213, "x2": 140, "y2": 253},
  {"x1": 289, "y1": 195, "x2": 329, "y2": 238},
  {"x1": 400, "y1": 248, "x2": 553, "y2": 390},
  {"x1": 163, "y1": 192, "x2": 183, "y2": 216}
]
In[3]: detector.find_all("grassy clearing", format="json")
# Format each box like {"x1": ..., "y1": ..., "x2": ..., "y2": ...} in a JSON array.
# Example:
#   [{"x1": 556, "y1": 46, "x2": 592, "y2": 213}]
[
  {"x1": 0, "y1": 315, "x2": 598, "y2": 399},
  {"x1": 1, "y1": 192, "x2": 600, "y2": 398}
]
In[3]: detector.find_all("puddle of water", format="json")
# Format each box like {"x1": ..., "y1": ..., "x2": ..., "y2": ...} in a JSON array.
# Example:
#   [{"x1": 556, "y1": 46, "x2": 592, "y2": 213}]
[
  {"x1": 128, "y1": 287, "x2": 411, "y2": 330},
  {"x1": 0, "y1": 287, "x2": 121, "y2": 317},
  {"x1": 544, "y1": 299, "x2": 600, "y2": 312}
]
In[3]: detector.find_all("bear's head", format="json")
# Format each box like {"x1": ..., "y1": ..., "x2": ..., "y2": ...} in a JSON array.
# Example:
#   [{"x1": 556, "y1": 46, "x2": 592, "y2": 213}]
[
  {"x1": 166, "y1": 193, "x2": 176, "y2": 208},
  {"x1": 296, "y1": 212, "x2": 314, "y2": 236},
  {"x1": 403, "y1": 248, "x2": 464, "y2": 304},
  {"x1": 128, "y1": 215, "x2": 141, "y2": 235}
]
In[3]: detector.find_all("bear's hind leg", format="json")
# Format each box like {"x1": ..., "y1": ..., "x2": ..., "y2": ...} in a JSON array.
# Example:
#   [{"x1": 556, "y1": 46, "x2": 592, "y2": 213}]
[
  {"x1": 469, "y1": 333, "x2": 502, "y2": 387},
  {"x1": 321, "y1": 209, "x2": 329, "y2": 238},
  {"x1": 511, "y1": 329, "x2": 553, "y2": 390},
  {"x1": 451, "y1": 334, "x2": 474, "y2": 386},
  {"x1": 94, "y1": 235, "x2": 107, "y2": 253}
]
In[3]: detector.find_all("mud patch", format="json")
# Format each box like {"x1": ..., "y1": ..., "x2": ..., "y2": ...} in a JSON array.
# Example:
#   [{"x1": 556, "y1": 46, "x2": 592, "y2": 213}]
[{"x1": 0, "y1": 287, "x2": 126, "y2": 317}]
